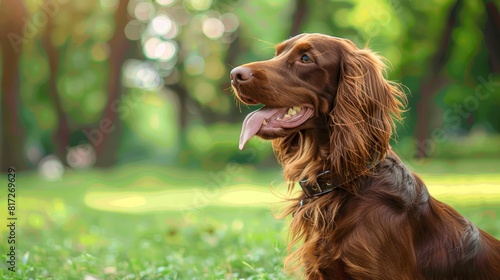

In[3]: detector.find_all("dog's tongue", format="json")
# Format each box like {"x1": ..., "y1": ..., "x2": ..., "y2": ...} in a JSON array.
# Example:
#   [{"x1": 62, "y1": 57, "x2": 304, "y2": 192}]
[
  {"x1": 240, "y1": 107, "x2": 283, "y2": 150},
  {"x1": 239, "y1": 105, "x2": 314, "y2": 150}
]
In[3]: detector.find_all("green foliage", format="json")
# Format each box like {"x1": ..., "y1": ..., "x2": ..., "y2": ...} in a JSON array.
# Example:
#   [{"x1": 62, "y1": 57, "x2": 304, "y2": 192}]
[
  {"x1": 122, "y1": 88, "x2": 179, "y2": 149},
  {"x1": 5, "y1": 0, "x2": 500, "y2": 165},
  {"x1": 185, "y1": 122, "x2": 273, "y2": 169},
  {"x1": 234, "y1": 0, "x2": 292, "y2": 59}
]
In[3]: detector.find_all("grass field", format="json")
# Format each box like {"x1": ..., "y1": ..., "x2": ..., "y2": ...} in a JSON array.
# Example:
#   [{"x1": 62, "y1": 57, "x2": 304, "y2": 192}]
[{"x1": 1, "y1": 159, "x2": 499, "y2": 279}]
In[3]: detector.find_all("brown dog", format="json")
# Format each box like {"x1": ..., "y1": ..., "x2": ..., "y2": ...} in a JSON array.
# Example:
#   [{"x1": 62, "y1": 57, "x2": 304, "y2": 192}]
[{"x1": 230, "y1": 33, "x2": 500, "y2": 279}]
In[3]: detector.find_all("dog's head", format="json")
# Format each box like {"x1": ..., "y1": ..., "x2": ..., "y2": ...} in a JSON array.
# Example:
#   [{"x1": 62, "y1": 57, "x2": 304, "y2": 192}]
[{"x1": 231, "y1": 33, "x2": 406, "y2": 181}]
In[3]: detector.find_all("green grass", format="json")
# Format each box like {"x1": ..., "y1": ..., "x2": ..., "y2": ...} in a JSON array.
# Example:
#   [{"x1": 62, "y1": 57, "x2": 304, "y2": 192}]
[
  {"x1": 2, "y1": 206, "x2": 288, "y2": 279},
  {"x1": 1, "y1": 160, "x2": 500, "y2": 279}
]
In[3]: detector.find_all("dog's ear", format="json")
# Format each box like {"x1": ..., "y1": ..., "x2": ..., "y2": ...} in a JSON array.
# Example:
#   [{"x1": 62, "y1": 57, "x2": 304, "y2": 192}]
[{"x1": 329, "y1": 46, "x2": 406, "y2": 180}]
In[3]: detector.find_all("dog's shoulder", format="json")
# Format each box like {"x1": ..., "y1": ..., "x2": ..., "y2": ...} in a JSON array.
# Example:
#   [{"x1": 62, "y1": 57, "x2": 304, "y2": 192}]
[{"x1": 365, "y1": 152, "x2": 429, "y2": 210}]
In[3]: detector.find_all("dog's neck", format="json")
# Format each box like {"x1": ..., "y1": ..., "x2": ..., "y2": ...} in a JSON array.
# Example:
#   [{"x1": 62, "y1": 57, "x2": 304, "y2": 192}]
[
  {"x1": 272, "y1": 126, "x2": 384, "y2": 196},
  {"x1": 272, "y1": 128, "x2": 331, "y2": 185}
]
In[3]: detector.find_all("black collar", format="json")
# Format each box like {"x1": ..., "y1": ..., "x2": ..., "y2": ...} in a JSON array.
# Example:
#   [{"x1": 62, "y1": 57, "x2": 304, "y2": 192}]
[
  {"x1": 298, "y1": 168, "x2": 371, "y2": 206},
  {"x1": 299, "y1": 170, "x2": 344, "y2": 206},
  {"x1": 299, "y1": 170, "x2": 338, "y2": 197},
  {"x1": 298, "y1": 155, "x2": 384, "y2": 206}
]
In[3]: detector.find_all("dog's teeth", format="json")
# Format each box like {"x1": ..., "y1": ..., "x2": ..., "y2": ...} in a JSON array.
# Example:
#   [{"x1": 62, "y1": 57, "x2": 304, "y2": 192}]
[
  {"x1": 287, "y1": 108, "x2": 296, "y2": 116},
  {"x1": 263, "y1": 119, "x2": 268, "y2": 125},
  {"x1": 283, "y1": 114, "x2": 290, "y2": 119},
  {"x1": 294, "y1": 106, "x2": 302, "y2": 112},
  {"x1": 277, "y1": 117, "x2": 281, "y2": 121}
]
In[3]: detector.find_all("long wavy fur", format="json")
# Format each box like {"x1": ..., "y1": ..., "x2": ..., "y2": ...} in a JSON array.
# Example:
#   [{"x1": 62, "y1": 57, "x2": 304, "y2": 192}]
[
  {"x1": 232, "y1": 34, "x2": 500, "y2": 279},
  {"x1": 273, "y1": 45, "x2": 407, "y2": 275}
]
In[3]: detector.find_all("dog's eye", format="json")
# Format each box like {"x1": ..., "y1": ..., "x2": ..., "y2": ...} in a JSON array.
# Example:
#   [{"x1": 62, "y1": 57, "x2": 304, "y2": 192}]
[{"x1": 300, "y1": 54, "x2": 313, "y2": 63}]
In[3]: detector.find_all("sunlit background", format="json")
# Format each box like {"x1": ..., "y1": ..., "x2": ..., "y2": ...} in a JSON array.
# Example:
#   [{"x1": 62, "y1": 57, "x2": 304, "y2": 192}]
[{"x1": 1, "y1": 0, "x2": 499, "y2": 278}]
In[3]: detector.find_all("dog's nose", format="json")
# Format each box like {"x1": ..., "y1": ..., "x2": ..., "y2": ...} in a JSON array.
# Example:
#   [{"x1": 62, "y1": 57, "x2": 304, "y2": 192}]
[{"x1": 230, "y1": 66, "x2": 253, "y2": 86}]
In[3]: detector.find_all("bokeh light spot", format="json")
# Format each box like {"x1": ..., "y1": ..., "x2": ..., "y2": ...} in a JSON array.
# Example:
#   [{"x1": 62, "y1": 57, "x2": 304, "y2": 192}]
[
  {"x1": 125, "y1": 20, "x2": 145, "y2": 40},
  {"x1": 144, "y1": 37, "x2": 177, "y2": 61},
  {"x1": 67, "y1": 144, "x2": 96, "y2": 169},
  {"x1": 161, "y1": 20, "x2": 179, "y2": 39},
  {"x1": 158, "y1": 41, "x2": 177, "y2": 61},
  {"x1": 151, "y1": 15, "x2": 172, "y2": 35},
  {"x1": 28, "y1": 213, "x2": 45, "y2": 229},
  {"x1": 186, "y1": 0, "x2": 212, "y2": 11},
  {"x1": 99, "y1": 0, "x2": 119, "y2": 11},
  {"x1": 150, "y1": 114, "x2": 160, "y2": 130},
  {"x1": 26, "y1": 145, "x2": 44, "y2": 166},
  {"x1": 156, "y1": 0, "x2": 176, "y2": 6},
  {"x1": 83, "y1": 90, "x2": 107, "y2": 115},
  {"x1": 202, "y1": 18, "x2": 225, "y2": 39},
  {"x1": 205, "y1": 57, "x2": 225, "y2": 80},
  {"x1": 138, "y1": 67, "x2": 161, "y2": 89},
  {"x1": 109, "y1": 196, "x2": 147, "y2": 208},
  {"x1": 220, "y1": 13, "x2": 239, "y2": 32},
  {"x1": 90, "y1": 43, "x2": 110, "y2": 61},
  {"x1": 134, "y1": 1, "x2": 155, "y2": 21},
  {"x1": 194, "y1": 82, "x2": 216, "y2": 104},
  {"x1": 90, "y1": 17, "x2": 115, "y2": 42},
  {"x1": 144, "y1": 37, "x2": 161, "y2": 59},
  {"x1": 185, "y1": 54, "x2": 205, "y2": 75},
  {"x1": 38, "y1": 155, "x2": 64, "y2": 181},
  {"x1": 123, "y1": 60, "x2": 162, "y2": 89}
]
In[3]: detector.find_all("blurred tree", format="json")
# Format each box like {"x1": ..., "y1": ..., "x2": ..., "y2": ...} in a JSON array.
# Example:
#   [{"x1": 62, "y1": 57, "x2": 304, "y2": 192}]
[
  {"x1": 483, "y1": 1, "x2": 500, "y2": 133},
  {"x1": 41, "y1": 0, "x2": 70, "y2": 164},
  {"x1": 485, "y1": 1, "x2": 500, "y2": 74},
  {"x1": 0, "y1": 0, "x2": 28, "y2": 170},
  {"x1": 1, "y1": 0, "x2": 499, "y2": 170},
  {"x1": 414, "y1": 0, "x2": 462, "y2": 158},
  {"x1": 413, "y1": 0, "x2": 500, "y2": 158},
  {"x1": 289, "y1": 0, "x2": 309, "y2": 37},
  {"x1": 93, "y1": 0, "x2": 132, "y2": 167}
]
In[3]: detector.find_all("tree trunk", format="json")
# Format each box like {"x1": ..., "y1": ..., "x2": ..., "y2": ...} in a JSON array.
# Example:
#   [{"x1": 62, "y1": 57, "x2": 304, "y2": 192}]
[
  {"x1": 414, "y1": 0, "x2": 462, "y2": 158},
  {"x1": 289, "y1": 0, "x2": 309, "y2": 37},
  {"x1": 169, "y1": 83, "x2": 190, "y2": 133},
  {"x1": 93, "y1": 0, "x2": 131, "y2": 167},
  {"x1": 0, "y1": 0, "x2": 28, "y2": 171},
  {"x1": 41, "y1": 0, "x2": 71, "y2": 163},
  {"x1": 484, "y1": 1, "x2": 500, "y2": 73}
]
